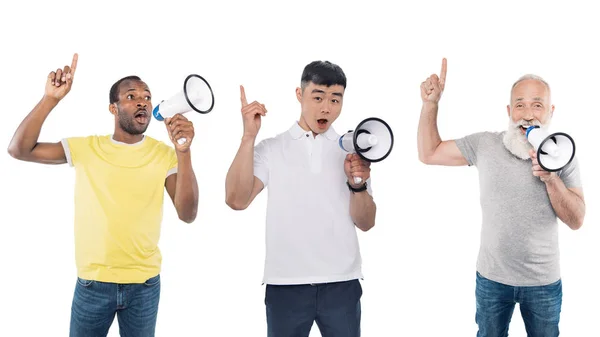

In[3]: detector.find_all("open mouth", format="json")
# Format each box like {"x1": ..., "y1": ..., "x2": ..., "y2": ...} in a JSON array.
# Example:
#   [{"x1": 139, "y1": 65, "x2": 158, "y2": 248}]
[
  {"x1": 317, "y1": 118, "x2": 328, "y2": 127},
  {"x1": 135, "y1": 110, "x2": 148, "y2": 124},
  {"x1": 519, "y1": 125, "x2": 528, "y2": 134}
]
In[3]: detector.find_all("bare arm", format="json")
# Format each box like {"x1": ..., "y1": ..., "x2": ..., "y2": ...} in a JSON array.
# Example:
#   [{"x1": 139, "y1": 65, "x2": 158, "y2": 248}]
[
  {"x1": 546, "y1": 181, "x2": 585, "y2": 230},
  {"x1": 8, "y1": 54, "x2": 78, "y2": 164},
  {"x1": 344, "y1": 154, "x2": 376, "y2": 231},
  {"x1": 7, "y1": 96, "x2": 67, "y2": 164},
  {"x1": 225, "y1": 136, "x2": 264, "y2": 210},
  {"x1": 350, "y1": 190, "x2": 376, "y2": 232},
  {"x1": 165, "y1": 151, "x2": 199, "y2": 223},
  {"x1": 530, "y1": 150, "x2": 586, "y2": 230},
  {"x1": 225, "y1": 85, "x2": 267, "y2": 211},
  {"x1": 163, "y1": 114, "x2": 199, "y2": 223},
  {"x1": 417, "y1": 58, "x2": 468, "y2": 166}
]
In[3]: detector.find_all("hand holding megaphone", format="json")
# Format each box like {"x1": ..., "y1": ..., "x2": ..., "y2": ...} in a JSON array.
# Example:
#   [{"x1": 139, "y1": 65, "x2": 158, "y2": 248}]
[
  {"x1": 165, "y1": 114, "x2": 195, "y2": 152},
  {"x1": 345, "y1": 153, "x2": 371, "y2": 186},
  {"x1": 240, "y1": 85, "x2": 267, "y2": 138}
]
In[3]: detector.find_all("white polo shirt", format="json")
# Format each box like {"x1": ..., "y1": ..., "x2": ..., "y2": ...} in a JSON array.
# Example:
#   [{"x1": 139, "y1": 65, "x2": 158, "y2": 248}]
[{"x1": 254, "y1": 122, "x2": 373, "y2": 285}]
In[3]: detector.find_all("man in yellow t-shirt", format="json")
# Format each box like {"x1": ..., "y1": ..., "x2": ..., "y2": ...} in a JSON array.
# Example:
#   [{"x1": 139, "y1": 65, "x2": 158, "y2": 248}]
[{"x1": 7, "y1": 54, "x2": 199, "y2": 337}]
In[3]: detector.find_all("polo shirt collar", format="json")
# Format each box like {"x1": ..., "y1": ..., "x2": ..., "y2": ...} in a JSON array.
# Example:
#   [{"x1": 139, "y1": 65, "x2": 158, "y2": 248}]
[{"x1": 288, "y1": 122, "x2": 338, "y2": 141}]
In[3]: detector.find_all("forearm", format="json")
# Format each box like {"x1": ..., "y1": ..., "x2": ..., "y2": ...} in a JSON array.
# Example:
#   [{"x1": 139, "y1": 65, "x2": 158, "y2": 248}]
[
  {"x1": 350, "y1": 191, "x2": 376, "y2": 231},
  {"x1": 225, "y1": 136, "x2": 256, "y2": 208},
  {"x1": 8, "y1": 95, "x2": 58, "y2": 156},
  {"x1": 174, "y1": 151, "x2": 199, "y2": 223},
  {"x1": 417, "y1": 102, "x2": 442, "y2": 162},
  {"x1": 545, "y1": 177, "x2": 585, "y2": 230}
]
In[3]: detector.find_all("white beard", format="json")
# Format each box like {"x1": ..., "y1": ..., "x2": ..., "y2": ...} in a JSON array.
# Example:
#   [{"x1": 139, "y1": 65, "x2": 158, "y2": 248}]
[{"x1": 502, "y1": 118, "x2": 550, "y2": 160}]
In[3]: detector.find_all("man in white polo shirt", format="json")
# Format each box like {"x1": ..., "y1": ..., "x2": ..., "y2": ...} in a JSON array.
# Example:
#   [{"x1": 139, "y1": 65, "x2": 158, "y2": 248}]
[{"x1": 225, "y1": 60, "x2": 376, "y2": 337}]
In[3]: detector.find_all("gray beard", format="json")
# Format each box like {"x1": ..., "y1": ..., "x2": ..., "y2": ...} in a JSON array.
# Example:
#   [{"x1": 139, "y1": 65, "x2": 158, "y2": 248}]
[{"x1": 502, "y1": 118, "x2": 549, "y2": 160}]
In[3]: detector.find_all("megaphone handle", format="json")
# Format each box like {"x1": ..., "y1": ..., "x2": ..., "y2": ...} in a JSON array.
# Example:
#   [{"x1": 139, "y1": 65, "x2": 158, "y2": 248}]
[
  {"x1": 353, "y1": 176, "x2": 363, "y2": 184},
  {"x1": 177, "y1": 137, "x2": 187, "y2": 145}
]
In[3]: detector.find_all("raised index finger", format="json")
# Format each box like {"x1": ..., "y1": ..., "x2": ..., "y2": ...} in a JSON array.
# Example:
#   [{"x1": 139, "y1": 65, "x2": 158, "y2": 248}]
[
  {"x1": 240, "y1": 85, "x2": 248, "y2": 107},
  {"x1": 70, "y1": 53, "x2": 79, "y2": 76},
  {"x1": 440, "y1": 58, "x2": 447, "y2": 85}
]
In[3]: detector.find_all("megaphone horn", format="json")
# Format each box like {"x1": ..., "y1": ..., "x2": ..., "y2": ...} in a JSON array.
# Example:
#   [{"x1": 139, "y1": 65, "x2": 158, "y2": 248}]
[
  {"x1": 152, "y1": 74, "x2": 215, "y2": 145},
  {"x1": 339, "y1": 117, "x2": 394, "y2": 185},
  {"x1": 526, "y1": 125, "x2": 575, "y2": 172}
]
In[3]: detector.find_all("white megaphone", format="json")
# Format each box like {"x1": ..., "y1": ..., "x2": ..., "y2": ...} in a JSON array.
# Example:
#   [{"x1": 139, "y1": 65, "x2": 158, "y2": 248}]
[
  {"x1": 526, "y1": 125, "x2": 575, "y2": 172},
  {"x1": 152, "y1": 74, "x2": 215, "y2": 144},
  {"x1": 339, "y1": 117, "x2": 394, "y2": 184}
]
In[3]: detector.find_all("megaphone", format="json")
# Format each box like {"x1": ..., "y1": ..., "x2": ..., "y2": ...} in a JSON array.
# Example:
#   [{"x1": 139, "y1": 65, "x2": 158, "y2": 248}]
[
  {"x1": 526, "y1": 125, "x2": 575, "y2": 172},
  {"x1": 152, "y1": 74, "x2": 215, "y2": 144},
  {"x1": 339, "y1": 117, "x2": 394, "y2": 184}
]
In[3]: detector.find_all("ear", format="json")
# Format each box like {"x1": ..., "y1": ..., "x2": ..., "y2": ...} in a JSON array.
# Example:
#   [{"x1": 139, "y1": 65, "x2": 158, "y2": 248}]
[
  {"x1": 550, "y1": 104, "x2": 555, "y2": 117},
  {"x1": 109, "y1": 103, "x2": 117, "y2": 116},
  {"x1": 296, "y1": 87, "x2": 302, "y2": 103},
  {"x1": 506, "y1": 104, "x2": 511, "y2": 117}
]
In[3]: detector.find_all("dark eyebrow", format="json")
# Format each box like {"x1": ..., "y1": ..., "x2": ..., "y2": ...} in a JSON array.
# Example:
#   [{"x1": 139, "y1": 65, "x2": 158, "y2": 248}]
[{"x1": 311, "y1": 89, "x2": 343, "y2": 97}]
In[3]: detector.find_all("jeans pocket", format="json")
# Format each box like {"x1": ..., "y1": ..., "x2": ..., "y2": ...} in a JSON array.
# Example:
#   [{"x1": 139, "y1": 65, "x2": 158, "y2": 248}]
[
  {"x1": 355, "y1": 279, "x2": 363, "y2": 299},
  {"x1": 77, "y1": 277, "x2": 94, "y2": 287},
  {"x1": 144, "y1": 274, "x2": 160, "y2": 287}
]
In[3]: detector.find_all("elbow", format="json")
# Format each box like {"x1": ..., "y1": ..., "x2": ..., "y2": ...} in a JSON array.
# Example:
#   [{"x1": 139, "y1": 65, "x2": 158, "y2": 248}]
[
  {"x1": 176, "y1": 203, "x2": 198, "y2": 224},
  {"x1": 7, "y1": 144, "x2": 24, "y2": 160},
  {"x1": 570, "y1": 217, "x2": 584, "y2": 231},
  {"x1": 225, "y1": 194, "x2": 248, "y2": 211},
  {"x1": 178, "y1": 211, "x2": 197, "y2": 224},
  {"x1": 418, "y1": 152, "x2": 433, "y2": 165},
  {"x1": 358, "y1": 222, "x2": 375, "y2": 232}
]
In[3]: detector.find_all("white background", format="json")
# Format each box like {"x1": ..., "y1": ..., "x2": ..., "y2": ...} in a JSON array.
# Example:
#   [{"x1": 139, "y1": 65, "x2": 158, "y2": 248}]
[{"x1": 1, "y1": 0, "x2": 598, "y2": 336}]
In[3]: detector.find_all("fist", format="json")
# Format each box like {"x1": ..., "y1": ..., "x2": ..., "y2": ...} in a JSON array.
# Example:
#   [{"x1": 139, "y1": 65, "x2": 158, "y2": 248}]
[
  {"x1": 421, "y1": 58, "x2": 447, "y2": 103},
  {"x1": 165, "y1": 114, "x2": 194, "y2": 152},
  {"x1": 45, "y1": 53, "x2": 78, "y2": 101},
  {"x1": 344, "y1": 153, "x2": 371, "y2": 187},
  {"x1": 530, "y1": 149, "x2": 557, "y2": 182}
]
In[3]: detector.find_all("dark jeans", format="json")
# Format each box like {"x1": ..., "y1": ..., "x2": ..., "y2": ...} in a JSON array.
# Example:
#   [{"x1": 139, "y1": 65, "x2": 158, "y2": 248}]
[
  {"x1": 265, "y1": 279, "x2": 362, "y2": 337},
  {"x1": 69, "y1": 274, "x2": 161, "y2": 337},
  {"x1": 475, "y1": 272, "x2": 562, "y2": 337}
]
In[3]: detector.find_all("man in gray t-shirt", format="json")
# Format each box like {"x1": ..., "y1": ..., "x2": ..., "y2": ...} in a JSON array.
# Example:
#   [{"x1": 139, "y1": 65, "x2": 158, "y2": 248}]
[{"x1": 417, "y1": 59, "x2": 586, "y2": 336}]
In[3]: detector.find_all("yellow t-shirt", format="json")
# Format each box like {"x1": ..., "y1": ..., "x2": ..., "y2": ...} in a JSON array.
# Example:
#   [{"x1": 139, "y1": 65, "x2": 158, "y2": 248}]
[{"x1": 61, "y1": 134, "x2": 178, "y2": 283}]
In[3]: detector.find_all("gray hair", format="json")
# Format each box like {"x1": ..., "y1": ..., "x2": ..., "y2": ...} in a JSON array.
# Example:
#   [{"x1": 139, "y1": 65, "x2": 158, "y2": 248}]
[{"x1": 510, "y1": 74, "x2": 551, "y2": 103}]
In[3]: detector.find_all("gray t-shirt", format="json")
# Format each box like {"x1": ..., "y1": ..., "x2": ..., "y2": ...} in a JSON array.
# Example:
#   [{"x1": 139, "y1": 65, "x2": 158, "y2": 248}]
[{"x1": 455, "y1": 131, "x2": 582, "y2": 286}]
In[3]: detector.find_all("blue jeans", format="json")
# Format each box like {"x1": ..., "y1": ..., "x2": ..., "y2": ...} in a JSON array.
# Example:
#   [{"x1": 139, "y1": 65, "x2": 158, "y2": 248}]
[
  {"x1": 69, "y1": 274, "x2": 161, "y2": 337},
  {"x1": 265, "y1": 279, "x2": 362, "y2": 337},
  {"x1": 475, "y1": 272, "x2": 562, "y2": 337}
]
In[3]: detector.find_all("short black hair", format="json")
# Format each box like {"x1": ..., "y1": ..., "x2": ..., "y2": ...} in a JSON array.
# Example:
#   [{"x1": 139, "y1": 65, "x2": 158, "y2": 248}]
[
  {"x1": 109, "y1": 75, "x2": 142, "y2": 104},
  {"x1": 300, "y1": 61, "x2": 346, "y2": 91}
]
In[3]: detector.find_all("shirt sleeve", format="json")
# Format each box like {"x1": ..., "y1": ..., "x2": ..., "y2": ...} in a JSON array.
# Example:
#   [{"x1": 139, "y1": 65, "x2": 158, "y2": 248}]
[
  {"x1": 254, "y1": 139, "x2": 270, "y2": 187},
  {"x1": 61, "y1": 136, "x2": 89, "y2": 167},
  {"x1": 454, "y1": 132, "x2": 486, "y2": 166},
  {"x1": 558, "y1": 156, "x2": 582, "y2": 189}
]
